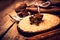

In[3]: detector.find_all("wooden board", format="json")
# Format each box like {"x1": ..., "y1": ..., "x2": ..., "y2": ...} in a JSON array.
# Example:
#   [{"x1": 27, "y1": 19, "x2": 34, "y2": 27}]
[
  {"x1": 0, "y1": 15, "x2": 13, "y2": 26},
  {"x1": 27, "y1": 28, "x2": 60, "y2": 40},
  {"x1": 1, "y1": 23, "x2": 60, "y2": 40},
  {"x1": 1, "y1": 23, "x2": 25, "y2": 40},
  {"x1": 0, "y1": 15, "x2": 15, "y2": 37},
  {"x1": 18, "y1": 14, "x2": 60, "y2": 32}
]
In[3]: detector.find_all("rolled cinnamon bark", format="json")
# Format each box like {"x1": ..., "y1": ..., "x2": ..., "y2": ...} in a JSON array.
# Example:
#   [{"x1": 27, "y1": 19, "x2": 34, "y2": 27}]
[
  {"x1": 15, "y1": 1, "x2": 60, "y2": 13},
  {"x1": 26, "y1": 7, "x2": 60, "y2": 13}
]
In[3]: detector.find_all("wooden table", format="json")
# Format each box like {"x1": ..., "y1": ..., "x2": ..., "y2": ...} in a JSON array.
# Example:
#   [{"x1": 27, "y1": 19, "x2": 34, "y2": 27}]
[
  {"x1": 0, "y1": 1, "x2": 60, "y2": 40},
  {"x1": 0, "y1": 12, "x2": 60, "y2": 40},
  {"x1": 0, "y1": 21, "x2": 60, "y2": 40}
]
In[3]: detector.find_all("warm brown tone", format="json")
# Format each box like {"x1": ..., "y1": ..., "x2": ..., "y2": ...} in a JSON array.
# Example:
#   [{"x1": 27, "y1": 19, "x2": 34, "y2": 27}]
[{"x1": 0, "y1": 0, "x2": 60, "y2": 40}]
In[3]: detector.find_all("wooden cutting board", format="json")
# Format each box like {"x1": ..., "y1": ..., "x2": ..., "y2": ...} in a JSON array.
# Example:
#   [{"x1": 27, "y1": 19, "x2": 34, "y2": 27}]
[{"x1": 18, "y1": 13, "x2": 60, "y2": 33}]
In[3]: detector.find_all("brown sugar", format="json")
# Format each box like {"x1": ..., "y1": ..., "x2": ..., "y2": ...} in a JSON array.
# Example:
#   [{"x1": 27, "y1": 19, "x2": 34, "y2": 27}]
[{"x1": 29, "y1": 13, "x2": 43, "y2": 26}]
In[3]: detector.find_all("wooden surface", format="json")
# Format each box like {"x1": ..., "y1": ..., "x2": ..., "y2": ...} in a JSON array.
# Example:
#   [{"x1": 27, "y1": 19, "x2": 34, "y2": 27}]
[
  {"x1": 18, "y1": 14, "x2": 60, "y2": 32},
  {"x1": 0, "y1": 1, "x2": 26, "y2": 40},
  {"x1": 1, "y1": 23, "x2": 25, "y2": 40},
  {"x1": 0, "y1": 11, "x2": 60, "y2": 40},
  {"x1": 0, "y1": 1, "x2": 60, "y2": 40}
]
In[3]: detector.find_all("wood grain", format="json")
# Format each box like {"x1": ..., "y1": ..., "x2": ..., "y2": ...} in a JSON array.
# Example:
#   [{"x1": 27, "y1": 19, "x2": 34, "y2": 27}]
[
  {"x1": 1, "y1": 23, "x2": 25, "y2": 40},
  {"x1": 27, "y1": 28, "x2": 60, "y2": 40},
  {"x1": 0, "y1": 18, "x2": 14, "y2": 37}
]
